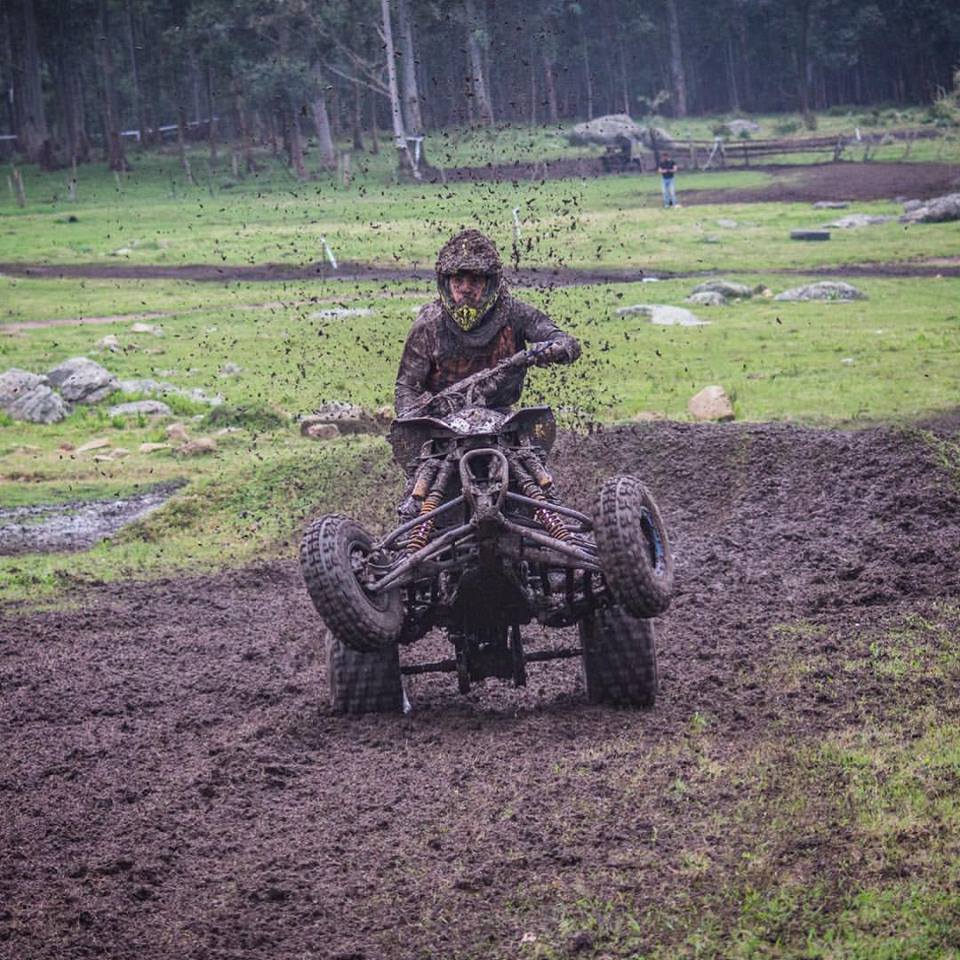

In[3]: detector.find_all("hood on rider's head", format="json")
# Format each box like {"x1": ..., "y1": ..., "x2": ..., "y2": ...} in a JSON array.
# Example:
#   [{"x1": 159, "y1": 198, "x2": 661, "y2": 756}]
[{"x1": 436, "y1": 229, "x2": 503, "y2": 332}]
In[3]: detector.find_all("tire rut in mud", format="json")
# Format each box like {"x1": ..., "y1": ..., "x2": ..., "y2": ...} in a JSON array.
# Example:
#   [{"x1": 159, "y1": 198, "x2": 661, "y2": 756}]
[{"x1": 1, "y1": 417, "x2": 958, "y2": 959}]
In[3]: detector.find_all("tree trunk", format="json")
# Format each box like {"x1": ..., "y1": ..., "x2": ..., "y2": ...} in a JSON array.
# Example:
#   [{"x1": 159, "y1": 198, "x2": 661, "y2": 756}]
[
  {"x1": 176, "y1": 105, "x2": 196, "y2": 183},
  {"x1": 11, "y1": 0, "x2": 51, "y2": 166},
  {"x1": 380, "y1": 0, "x2": 419, "y2": 176},
  {"x1": 369, "y1": 89, "x2": 380, "y2": 154},
  {"x1": 726, "y1": 37, "x2": 740, "y2": 112},
  {"x1": 207, "y1": 64, "x2": 218, "y2": 169},
  {"x1": 397, "y1": 0, "x2": 423, "y2": 134},
  {"x1": 311, "y1": 63, "x2": 337, "y2": 169},
  {"x1": 96, "y1": 0, "x2": 129, "y2": 171},
  {"x1": 795, "y1": 0, "x2": 812, "y2": 120},
  {"x1": 124, "y1": 0, "x2": 148, "y2": 147},
  {"x1": 581, "y1": 24, "x2": 594, "y2": 121},
  {"x1": 233, "y1": 81, "x2": 254, "y2": 174},
  {"x1": 542, "y1": 53, "x2": 559, "y2": 123},
  {"x1": 463, "y1": 0, "x2": 494, "y2": 125},
  {"x1": 529, "y1": 49, "x2": 537, "y2": 126},
  {"x1": 665, "y1": 0, "x2": 687, "y2": 117},
  {"x1": 351, "y1": 82, "x2": 365, "y2": 151},
  {"x1": 287, "y1": 109, "x2": 307, "y2": 180}
]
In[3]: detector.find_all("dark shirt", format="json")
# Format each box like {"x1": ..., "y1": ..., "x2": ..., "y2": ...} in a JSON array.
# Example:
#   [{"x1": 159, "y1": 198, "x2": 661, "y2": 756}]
[{"x1": 658, "y1": 158, "x2": 677, "y2": 179}]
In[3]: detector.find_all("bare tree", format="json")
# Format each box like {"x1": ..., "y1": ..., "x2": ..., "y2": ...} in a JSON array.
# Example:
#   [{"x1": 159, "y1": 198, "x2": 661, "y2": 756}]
[
  {"x1": 665, "y1": 0, "x2": 688, "y2": 117},
  {"x1": 311, "y1": 62, "x2": 337, "y2": 169},
  {"x1": 396, "y1": 0, "x2": 423, "y2": 134},
  {"x1": 463, "y1": 0, "x2": 494, "y2": 125},
  {"x1": 380, "y1": 0, "x2": 419, "y2": 176}
]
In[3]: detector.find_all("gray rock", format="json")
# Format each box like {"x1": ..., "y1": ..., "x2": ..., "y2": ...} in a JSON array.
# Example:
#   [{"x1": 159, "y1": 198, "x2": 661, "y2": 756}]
[
  {"x1": 566, "y1": 113, "x2": 643, "y2": 146},
  {"x1": 0, "y1": 369, "x2": 49, "y2": 408},
  {"x1": 725, "y1": 118, "x2": 760, "y2": 135},
  {"x1": 715, "y1": 218, "x2": 739, "y2": 228},
  {"x1": 686, "y1": 291, "x2": 726, "y2": 307},
  {"x1": 688, "y1": 385, "x2": 734, "y2": 422},
  {"x1": 827, "y1": 214, "x2": 895, "y2": 229},
  {"x1": 48, "y1": 357, "x2": 118, "y2": 404},
  {"x1": 616, "y1": 304, "x2": 708, "y2": 326},
  {"x1": 900, "y1": 192, "x2": 960, "y2": 224},
  {"x1": 902, "y1": 199, "x2": 924, "y2": 213},
  {"x1": 117, "y1": 378, "x2": 176, "y2": 396},
  {"x1": 219, "y1": 362, "x2": 242, "y2": 377},
  {"x1": 5, "y1": 384, "x2": 69, "y2": 424},
  {"x1": 690, "y1": 279, "x2": 757, "y2": 300},
  {"x1": 774, "y1": 281, "x2": 867, "y2": 302},
  {"x1": 812, "y1": 201, "x2": 849, "y2": 209},
  {"x1": 108, "y1": 400, "x2": 173, "y2": 417},
  {"x1": 301, "y1": 401, "x2": 377, "y2": 436}
]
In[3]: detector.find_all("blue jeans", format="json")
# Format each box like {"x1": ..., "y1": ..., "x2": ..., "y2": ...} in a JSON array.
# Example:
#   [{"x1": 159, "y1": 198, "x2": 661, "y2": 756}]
[{"x1": 661, "y1": 177, "x2": 677, "y2": 207}]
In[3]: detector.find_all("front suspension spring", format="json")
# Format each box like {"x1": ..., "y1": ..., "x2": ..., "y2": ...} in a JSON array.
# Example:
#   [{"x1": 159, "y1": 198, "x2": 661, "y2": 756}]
[
  {"x1": 516, "y1": 473, "x2": 570, "y2": 543},
  {"x1": 407, "y1": 458, "x2": 456, "y2": 554}
]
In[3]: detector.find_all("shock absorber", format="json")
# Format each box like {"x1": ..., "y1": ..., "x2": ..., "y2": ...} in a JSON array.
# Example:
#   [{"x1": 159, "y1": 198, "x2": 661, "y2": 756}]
[
  {"x1": 512, "y1": 458, "x2": 569, "y2": 542},
  {"x1": 408, "y1": 457, "x2": 457, "y2": 553}
]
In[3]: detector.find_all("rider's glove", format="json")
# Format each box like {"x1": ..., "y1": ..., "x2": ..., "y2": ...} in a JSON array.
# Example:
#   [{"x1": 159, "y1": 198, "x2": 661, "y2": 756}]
[{"x1": 531, "y1": 341, "x2": 570, "y2": 367}]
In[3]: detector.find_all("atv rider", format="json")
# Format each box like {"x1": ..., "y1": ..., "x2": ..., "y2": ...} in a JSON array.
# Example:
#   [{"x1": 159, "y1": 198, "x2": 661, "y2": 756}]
[{"x1": 394, "y1": 229, "x2": 581, "y2": 418}]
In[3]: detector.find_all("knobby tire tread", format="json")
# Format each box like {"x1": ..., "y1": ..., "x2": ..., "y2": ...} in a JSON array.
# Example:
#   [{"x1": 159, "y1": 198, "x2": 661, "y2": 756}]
[
  {"x1": 300, "y1": 515, "x2": 402, "y2": 653},
  {"x1": 580, "y1": 606, "x2": 658, "y2": 708},
  {"x1": 593, "y1": 475, "x2": 674, "y2": 618},
  {"x1": 325, "y1": 630, "x2": 404, "y2": 714}
]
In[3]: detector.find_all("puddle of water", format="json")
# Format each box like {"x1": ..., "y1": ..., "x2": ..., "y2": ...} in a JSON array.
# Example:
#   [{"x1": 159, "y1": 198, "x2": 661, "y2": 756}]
[{"x1": 0, "y1": 481, "x2": 186, "y2": 555}]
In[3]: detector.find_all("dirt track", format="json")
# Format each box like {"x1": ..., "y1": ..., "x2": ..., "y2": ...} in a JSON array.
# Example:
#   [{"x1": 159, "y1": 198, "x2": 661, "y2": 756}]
[{"x1": 3, "y1": 417, "x2": 959, "y2": 959}]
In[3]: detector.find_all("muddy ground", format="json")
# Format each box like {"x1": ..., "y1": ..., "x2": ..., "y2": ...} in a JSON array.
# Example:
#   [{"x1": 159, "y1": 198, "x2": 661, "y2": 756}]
[{"x1": 2, "y1": 416, "x2": 959, "y2": 959}]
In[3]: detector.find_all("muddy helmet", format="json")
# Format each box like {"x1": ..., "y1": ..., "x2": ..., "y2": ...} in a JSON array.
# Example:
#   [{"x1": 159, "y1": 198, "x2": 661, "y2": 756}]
[{"x1": 436, "y1": 229, "x2": 503, "y2": 332}]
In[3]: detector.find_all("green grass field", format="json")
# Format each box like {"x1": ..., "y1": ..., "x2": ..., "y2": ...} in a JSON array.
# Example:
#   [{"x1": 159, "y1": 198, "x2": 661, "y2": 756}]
[{"x1": 2, "y1": 111, "x2": 959, "y2": 599}]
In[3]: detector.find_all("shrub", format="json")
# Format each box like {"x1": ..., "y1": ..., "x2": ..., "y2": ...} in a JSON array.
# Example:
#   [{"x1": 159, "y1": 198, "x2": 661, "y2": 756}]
[
  {"x1": 774, "y1": 119, "x2": 800, "y2": 136},
  {"x1": 204, "y1": 402, "x2": 289, "y2": 432}
]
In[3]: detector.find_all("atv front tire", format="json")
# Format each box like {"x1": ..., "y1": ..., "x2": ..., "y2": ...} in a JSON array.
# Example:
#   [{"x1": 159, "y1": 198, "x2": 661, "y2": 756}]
[
  {"x1": 579, "y1": 606, "x2": 658, "y2": 708},
  {"x1": 593, "y1": 475, "x2": 674, "y2": 618},
  {"x1": 326, "y1": 629, "x2": 404, "y2": 714},
  {"x1": 300, "y1": 515, "x2": 402, "y2": 653}
]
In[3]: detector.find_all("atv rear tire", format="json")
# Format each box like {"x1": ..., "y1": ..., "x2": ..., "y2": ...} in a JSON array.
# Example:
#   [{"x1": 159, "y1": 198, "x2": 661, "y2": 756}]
[
  {"x1": 593, "y1": 475, "x2": 674, "y2": 618},
  {"x1": 579, "y1": 606, "x2": 658, "y2": 708},
  {"x1": 300, "y1": 515, "x2": 402, "y2": 653},
  {"x1": 325, "y1": 629, "x2": 404, "y2": 714}
]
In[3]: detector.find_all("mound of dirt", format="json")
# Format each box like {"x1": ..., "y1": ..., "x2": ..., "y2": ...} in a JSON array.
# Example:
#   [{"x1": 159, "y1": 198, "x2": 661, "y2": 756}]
[{"x1": 2, "y1": 418, "x2": 958, "y2": 958}]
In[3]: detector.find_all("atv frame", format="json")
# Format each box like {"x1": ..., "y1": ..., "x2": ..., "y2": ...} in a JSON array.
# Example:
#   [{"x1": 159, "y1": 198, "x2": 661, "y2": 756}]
[{"x1": 301, "y1": 349, "x2": 674, "y2": 712}]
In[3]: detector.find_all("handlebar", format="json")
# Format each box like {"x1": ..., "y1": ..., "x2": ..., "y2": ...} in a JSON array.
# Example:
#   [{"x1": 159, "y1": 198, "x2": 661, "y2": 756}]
[{"x1": 405, "y1": 347, "x2": 548, "y2": 419}]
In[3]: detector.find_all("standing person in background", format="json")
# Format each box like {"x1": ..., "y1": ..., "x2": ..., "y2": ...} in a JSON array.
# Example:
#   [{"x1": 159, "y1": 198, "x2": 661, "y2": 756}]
[{"x1": 657, "y1": 152, "x2": 678, "y2": 208}]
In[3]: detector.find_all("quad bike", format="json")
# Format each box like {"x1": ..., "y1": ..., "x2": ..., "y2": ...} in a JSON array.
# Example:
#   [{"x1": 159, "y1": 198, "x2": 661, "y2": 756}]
[{"x1": 300, "y1": 348, "x2": 674, "y2": 713}]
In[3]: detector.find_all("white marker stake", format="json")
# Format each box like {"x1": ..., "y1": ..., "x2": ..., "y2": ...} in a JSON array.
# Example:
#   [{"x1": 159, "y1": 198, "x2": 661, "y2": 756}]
[
  {"x1": 512, "y1": 207, "x2": 522, "y2": 244},
  {"x1": 320, "y1": 236, "x2": 338, "y2": 270}
]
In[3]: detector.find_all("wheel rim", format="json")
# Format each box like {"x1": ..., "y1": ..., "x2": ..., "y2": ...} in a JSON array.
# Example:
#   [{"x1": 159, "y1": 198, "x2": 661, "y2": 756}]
[
  {"x1": 347, "y1": 537, "x2": 393, "y2": 611},
  {"x1": 639, "y1": 508, "x2": 667, "y2": 576}
]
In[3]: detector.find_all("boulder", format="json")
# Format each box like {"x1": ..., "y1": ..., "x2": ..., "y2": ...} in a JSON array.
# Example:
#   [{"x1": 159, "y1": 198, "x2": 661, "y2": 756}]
[
  {"x1": 166, "y1": 423, "x2": 191, "y2": 444},
  {"x1": 901, "y1": 199, "x2": 924, "y2": 213},
  {"x1": 117, "y1": 378, "x2": 175, "y2": 396},
  {"x1": 108, "y1": 400, "x2": 173, "y2": 417},
  {"x1": 178, "y1": 437, "x2": 218, "y2": 456},
  {"x1": 686, "y1": 291, "x2": 726, "y2": 307},
  {"x1": 303, "y1": 423, "x2": 341, "y2": 441},
  {"x1": 76, "y1": 437, "x2": 112, "y2": 454},
  {"x1": 565, "y1": 115, "x2": 674, "y2": 152},
  {"x1": 139, "y1": 442, "x2": 171, "y2": 454},
  {"x1": 97, "y1": 335, "x2": 121, "y2": 352},
  {"x1": 5, "y1": 384, "x2": 69, "y2": 424},
  {"x1": 900, "y1": 192, "x2": 960, "y2": 224},
  {"x1": 724, "y1": 118, "x2": 760, "y2": 135},
  {"x1": 0, "y1": 368, "x2": 48, "y2": 408},
  {"x1": 48, "y1": 357, "x2": 118, "y2": 404},
  {"x1": 827, "y1": 214, "x2": 895, "y2": 229},
  {"x1": 566, "y1": 114, "x2": 643, "y2": 146},
  {"x1": 219, "y1": 362, "x2": 242, "y2": 377},
  {"x1": 688, "y1": 386, "x2": 735, "y2": 422},
  {"x1": 616, "y1": 304, "x2": 708, "y2": 326},
  {"x1": 130, "y1": 322, "x2": 164, "y2": 336},
  {"x1": 774, "y1": 281, "x2": 867, "y2": 302},
  {"x1": 690, "y1": 279, "x2": 758, "y2": 300},
  {"x1": 301, "y1": 401, "x2": 376, "y2": 436}
]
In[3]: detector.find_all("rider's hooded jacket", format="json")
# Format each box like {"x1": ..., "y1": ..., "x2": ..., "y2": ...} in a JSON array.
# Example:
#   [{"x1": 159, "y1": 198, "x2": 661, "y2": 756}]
[{"x1": 394, "y1": 230, "x2": 581, "y2": 416}]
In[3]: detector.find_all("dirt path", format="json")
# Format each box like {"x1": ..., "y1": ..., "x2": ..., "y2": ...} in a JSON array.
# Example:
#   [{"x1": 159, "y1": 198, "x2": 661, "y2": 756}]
[{"x1": 2, "y1": 417, "x2": 958, "y2": 959}]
